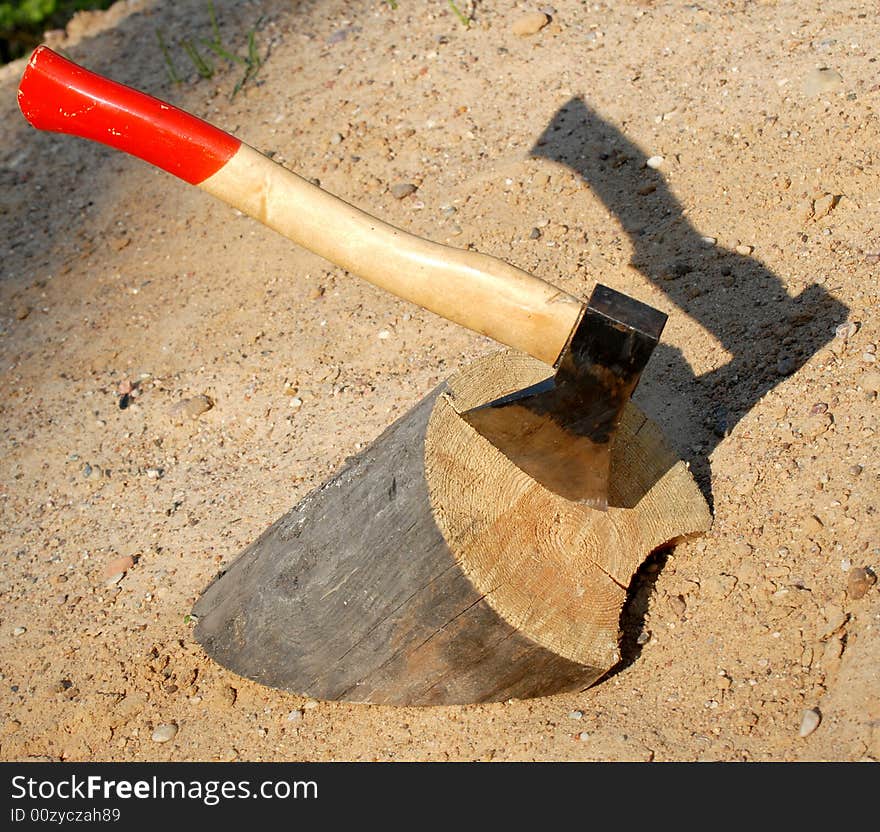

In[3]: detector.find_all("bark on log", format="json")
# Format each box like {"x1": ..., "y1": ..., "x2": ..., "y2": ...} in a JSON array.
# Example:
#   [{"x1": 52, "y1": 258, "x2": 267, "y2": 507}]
[{"x1": 193, "y1": 351, "x2": 711, "y2": 705}]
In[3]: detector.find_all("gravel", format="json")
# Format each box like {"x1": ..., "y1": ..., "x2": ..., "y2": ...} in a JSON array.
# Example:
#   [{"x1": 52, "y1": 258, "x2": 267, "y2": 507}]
[
  {"x1": 804, "y1": 67, "x2": 843, "y2": 96},
  {"x1": 390, "y1": 183, "x2": 418, "y2": 200},
  {"x1": 103, "y1": 555, "x2": 135, "y2": 581},
  {"x1": 511, "y1": 12, "x2": 550, "y2": 36},
  {"x1": 151, "y1": 723, "x2": 179, "y2": 744},
  {"x1": 776, "y1": 355, "x2": 797, "y2": 376},
  {"x1": 168, "y1": 395, "x2": 214, "y2": 425},
  {"x1": 798, "y1": 708, "x2": 821, "y2": 738},
  {"x1": 846, "y1": 567, "x2": 876, "y2": 600},
  {"x1": 835, "y1": 321, "x2": 858, "y2": 339}
]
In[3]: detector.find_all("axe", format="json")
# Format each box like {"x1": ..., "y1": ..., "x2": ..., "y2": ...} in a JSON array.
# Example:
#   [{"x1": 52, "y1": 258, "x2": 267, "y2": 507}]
[{"x1": 17, "y1": 46, "x2": 667, "y2": 509}]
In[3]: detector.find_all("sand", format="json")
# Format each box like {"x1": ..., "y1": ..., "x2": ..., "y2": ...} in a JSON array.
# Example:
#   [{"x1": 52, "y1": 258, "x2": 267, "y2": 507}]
[{"x1": 0, "y1": 0, "x2": 877, "y2": 761}]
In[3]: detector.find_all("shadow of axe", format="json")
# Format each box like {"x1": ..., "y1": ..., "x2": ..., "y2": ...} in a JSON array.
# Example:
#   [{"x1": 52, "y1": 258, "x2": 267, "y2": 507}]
[{"x1": 531, "y1": 98, "x2": 849, "y2": 510}]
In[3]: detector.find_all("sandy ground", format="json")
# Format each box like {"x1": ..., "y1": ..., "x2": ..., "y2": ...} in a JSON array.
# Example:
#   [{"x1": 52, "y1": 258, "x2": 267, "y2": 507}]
[{"x1": 0, "y1": 0, "x2": 877, "y2": 762}]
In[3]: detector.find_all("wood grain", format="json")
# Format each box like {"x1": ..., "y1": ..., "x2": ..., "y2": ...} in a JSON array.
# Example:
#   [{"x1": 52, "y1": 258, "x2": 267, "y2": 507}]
[
  {"x1": 193, "y1": 351, "x2": 711, "y2": 704},
  {"x1": 425, "y1": 351, "x2": 713, "y2": 669},
  {"x1": 193, "y1": 383, "x2": 603, "y2": 704}
]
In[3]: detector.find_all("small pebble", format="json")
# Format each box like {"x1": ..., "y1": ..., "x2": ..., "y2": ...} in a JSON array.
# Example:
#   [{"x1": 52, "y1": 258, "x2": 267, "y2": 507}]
[
  {"x1": 286, "y1": 709, "x2": 303, "y2": 723},
  {"x1": 700, "y1": 236, "x2": 717, "y2": 246},
  {"x1": 812, "y1": 193, "x2": 838, "y2": 219},
  {"x1": 13, "y1": 626, "x2": 26, "y2": 636},
  {"x1": 390, "y1": 182, "x2": 417, "y2": 200},
  {"x1": 668, "y1": 594, "x2": 687, "y2": 616},
  {"x1": 798, "y1": 708, "x2": 821, "y2": 738},
  {"x1": 568, "y1": 710, "x2": 583, "y2": 720},
  {"x1": 636, "y1": 628, "x2": 652, "y2": 645},
  {"x1": 329, "y1": 132, "x2": 343, "y2": 145},
  {"x1": 803, "y1": 67, "x2": 843, "y2": 96},
  {"x1": 861, "y1": 371, "x2": 880, "y2": 393},
  {"x1": 661, "y1": 261, "x2": 691, "y2": 281},
  {"x1": 735, "y1": 244, "x2": 754, "y2": 255},
  {"x1": 835, "y1": 321, "x2": 858, "y2": 340},
  {"x1": 645, "y1": 155, "x2": 664, "y2": 169},
  {"x1": 712, "y1": 407, "x2": 728, "y2": 437},
  {"x1": 847, "y1": 567, "x2": 876, "y2": 600},
  {"x1": 776, "y1": 355, "x2": 797, "y2": 376},
  {"x1": 511, "y1": 12, "x2": 550, "y2": 37},
  {"x1": 821, "y1": 604, "x2": 846, "y2": 636},
  {"x1": 730, "y1": 540, "x2": 754, "y2": 558},
  {"x1": 103, "y1": 555, "x2": 135, "y2": 580},
  {"x1": 16, "y1": 306, "x2": 32, "y2": 320},
  {"x1": 577, "y1": 731, "x2": 590, "y2": 741},
  {"x1": 326, "y1": 28, "x2": 350, "y2": 45},
  {"x1": 529, "y1": 227, "x2": 542, "y2": 239},
  {"x1": 151, "y1": 723, "x2": 178, "y2": 744},
  {"x1": 168, "y1": 395, "x2": 214, "y2": 425},
  {"x1": 378, "y1": 329, "x2": 391, "y2": 340}
]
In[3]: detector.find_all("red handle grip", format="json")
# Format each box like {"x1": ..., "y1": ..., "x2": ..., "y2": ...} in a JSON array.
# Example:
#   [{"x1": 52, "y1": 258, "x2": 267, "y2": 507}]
[{"x1": 18, "y1": 46, "x2": 240, "y2": 185}]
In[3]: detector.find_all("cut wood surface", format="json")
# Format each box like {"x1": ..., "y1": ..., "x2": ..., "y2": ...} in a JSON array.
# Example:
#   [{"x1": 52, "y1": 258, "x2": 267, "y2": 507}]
[
  {"x1": 426, "y1": 351, "x2": 713, "y2": 671},
  {"x1": 193, "y1": 350, "x2": 711, "y2": 705}
]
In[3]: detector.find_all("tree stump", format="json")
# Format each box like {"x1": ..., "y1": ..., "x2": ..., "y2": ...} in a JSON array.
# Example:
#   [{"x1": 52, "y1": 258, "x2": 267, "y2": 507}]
[{"x1": 193, "y1": 351, "x2": 711, "y2": 705}]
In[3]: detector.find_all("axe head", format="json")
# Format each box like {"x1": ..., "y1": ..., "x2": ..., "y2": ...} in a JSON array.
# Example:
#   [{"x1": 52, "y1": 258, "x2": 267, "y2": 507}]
[{"x1": 460, "y1": 284, "x2": 667, "y2": 509}]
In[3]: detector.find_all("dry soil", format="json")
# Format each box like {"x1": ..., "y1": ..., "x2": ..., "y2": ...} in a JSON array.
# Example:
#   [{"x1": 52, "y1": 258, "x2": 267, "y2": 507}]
[{"x1": 0, "y1": 0, "x2": 877, "y2": 761}]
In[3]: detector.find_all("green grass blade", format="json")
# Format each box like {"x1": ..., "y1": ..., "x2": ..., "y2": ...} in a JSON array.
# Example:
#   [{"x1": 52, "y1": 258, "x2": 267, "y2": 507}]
[
  {"x1": 156, "y1": 29, "x2": 182, "y2": 84},
  {"x1": 181, "y1": 38, "x2": 214, "y2": 78},
  {"x1": 200, "y1": 38, "x2": 247, "y2": 65},
  {"x1": 448, "y1": 0, "x2": 471, "y2": 28},
  {"x1": 207, "y1": 0, "x2": 221, "y2": 45}
]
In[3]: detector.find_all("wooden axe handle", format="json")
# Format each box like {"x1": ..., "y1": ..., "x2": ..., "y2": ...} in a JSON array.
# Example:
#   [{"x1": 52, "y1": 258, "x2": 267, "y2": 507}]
[{"x1": 18, "y1": 46, "x2": 584, "y2": 365}]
